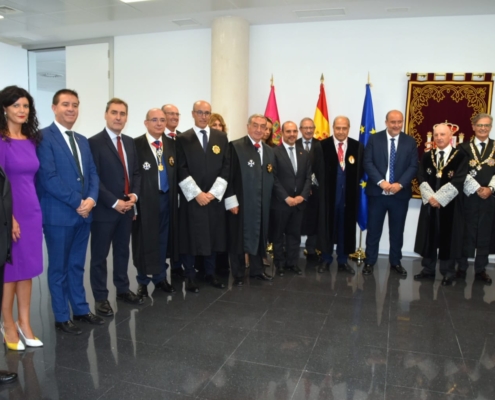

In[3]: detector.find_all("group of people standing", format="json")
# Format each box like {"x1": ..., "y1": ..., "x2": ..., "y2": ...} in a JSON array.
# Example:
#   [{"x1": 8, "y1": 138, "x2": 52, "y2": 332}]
[{"x1": 0, "y1": 84, "x2": 494, "y2": 385}]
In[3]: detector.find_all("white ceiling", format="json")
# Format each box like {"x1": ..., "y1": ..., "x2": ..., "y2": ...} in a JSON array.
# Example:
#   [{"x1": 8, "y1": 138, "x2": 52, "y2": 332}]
[{"x1": 0, "y1": 0, "x2": 494, "y2": 46}]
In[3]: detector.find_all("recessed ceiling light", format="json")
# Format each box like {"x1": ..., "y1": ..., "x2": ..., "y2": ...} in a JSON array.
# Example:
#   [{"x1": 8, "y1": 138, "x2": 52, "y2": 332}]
[
  {"x1": 39, "y1": 73, "x2": 64, "y2": 78},
  {"x1": 172, "y1": 18, "x2": 200, "y2": 27},
  {"x1": 120, "y1": 0, "x2": 153, "y2": 3},
  {"x1": 0, "y1": 15, "x2": 4, "y2": 20},
  {"x1": 294, "y1": 8, "x2": 345, "y2": 18}
]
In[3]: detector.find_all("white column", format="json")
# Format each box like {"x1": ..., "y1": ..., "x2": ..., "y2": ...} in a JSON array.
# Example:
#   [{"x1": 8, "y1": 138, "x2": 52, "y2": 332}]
[{"x1": 211, "y1": 16, "x2": 249, "y2": 141}]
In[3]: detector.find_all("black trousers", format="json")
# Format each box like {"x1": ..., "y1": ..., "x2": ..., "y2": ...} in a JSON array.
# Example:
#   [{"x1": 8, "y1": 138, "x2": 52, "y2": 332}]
[
  {"x1": 90, "y1": 214, "x2": 133, "y2": 301},
  {"x1": 271, "y1": 206, "x2": 304, "y2": 268},
  {"x1": 229, "y1": 222, "x2": 266, "y2": 278}
]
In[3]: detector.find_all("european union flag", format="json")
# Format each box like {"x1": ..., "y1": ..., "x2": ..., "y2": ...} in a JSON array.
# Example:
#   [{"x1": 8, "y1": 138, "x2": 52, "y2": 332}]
[{"x1": 358, "y1": 84, "x2": 376, "y2": 231}]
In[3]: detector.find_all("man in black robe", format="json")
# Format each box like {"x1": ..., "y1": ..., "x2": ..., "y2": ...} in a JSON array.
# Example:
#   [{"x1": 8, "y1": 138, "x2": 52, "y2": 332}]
[
  {"x1": 318, "y1": 116, "x2": 364, "y2": 274},
  {"x1": 132, "y1": 108, "x2": 178, "y2": 298},
  {"x1": 457, "y1": 113, "x2": 494, "y2": 284},
  {"x1": 414, "y1": 123, "x2": 468, "y2": 286},
  {"x1": 176, "y1": 100, "x2": 229, "y2": 293},
  {"x1": 295, "y1": 118, "x2": 323, "y2": 260},
  {"x1": 225, "y1": 114, "x2": 275, "y2": 286}
]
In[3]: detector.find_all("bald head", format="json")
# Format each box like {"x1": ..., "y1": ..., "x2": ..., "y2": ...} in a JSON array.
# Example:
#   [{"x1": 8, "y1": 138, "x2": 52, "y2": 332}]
[
  {"x1": 191, "y1": 100, "x2": 211, "y2": 129},
  {"x1": 144, "y1": 108, "x2": 166, "y2": 139},
  {"x1": 385, "y1": 110, "x2": 404, "y2": 137}
]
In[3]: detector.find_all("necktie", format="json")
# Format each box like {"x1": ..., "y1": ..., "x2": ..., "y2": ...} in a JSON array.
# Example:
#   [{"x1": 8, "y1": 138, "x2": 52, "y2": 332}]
[
  {"x1": 389, "y1": 138, "x2": 396, "y2": 184},
  {"x1": 288, "y1": 146, "x2": 297, "y2": 174},
  {"x1": 338, "y1": 142, "x2": 344, "y2": 170},
  {"x1": 438, "y1": 150, "x2": 445, "y2": 169},
  {"x1": 200, "y1": 129, "x2": 207, "y2": 152},
  {"x1": 168, "y1": 132, "x2": 176, "y2": 139},
  {"x1": 117, "y1": 136, "x2": 130, "y2": 195},
  {"x1": 480, "y1": 142, "x2": 486, "y2": 156},
  {"x1": 151, "y1": 140, "x2": 169, "y2": 192},
  {"x1": 254, "y1": 143, "x2": 261, "y2": 150},
  {"x1": 304, "y1": 141, "x2": 310, "y2": 152},
  {"x1": 65, "y1": 131, "x2": 84, "y2": 186}
]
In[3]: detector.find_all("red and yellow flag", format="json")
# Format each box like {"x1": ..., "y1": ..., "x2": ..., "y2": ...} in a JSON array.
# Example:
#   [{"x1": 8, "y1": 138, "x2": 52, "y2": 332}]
[
  {"x1": 314, "y1": 74, "x2": 330, "y2": 140},
  {"x1": 264, "y1": 76, "x2": 281, "y2": 145}
]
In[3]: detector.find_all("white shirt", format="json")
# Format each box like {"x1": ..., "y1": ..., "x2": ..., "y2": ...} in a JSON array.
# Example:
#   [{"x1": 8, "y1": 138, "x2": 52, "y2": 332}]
[
  {"x1": 282, "y1": 140, "x2": 297, "y2": 172},
  {"x1": 333, "y1": 136, "x2": 347, "y2": 170},
  {"x1": 248, "y1": 135, "x2": 263, "y2": 166},
  {"x1": 146, "y1": 132, "x2": 165, "y2": 191},
  {"x1": 385, "y1": 130, "x2": 400, "y2": 184},
  {"x1": 302, "y1": 137, "x2": 313, "y2": 151},
  {"x1": 54, "y1": 120, "x2": 83, "y2": 175},
  {"x1": 436, "y1": 144, "x2": 452, "y2": 165},
  {"x1": 193, "y1": 125, "x2": 210, "y2": 147},
  {"x1": 474, "y1": 137, "x2": 488, "y2": 155},
  {"x1": 165, "y1": 127, "x2": 177, "y2": 140}
]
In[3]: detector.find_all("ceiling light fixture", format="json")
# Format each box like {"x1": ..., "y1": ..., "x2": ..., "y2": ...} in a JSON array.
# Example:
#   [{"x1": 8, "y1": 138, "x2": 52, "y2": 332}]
[
  {"x1": 294, "y1": 8, "x2": 346, "y2": 18},
  {"x1": 39, "y1": 73, "x2": 64, "y2": 78},
  {"x1": 120, "y1": 0, "x2": 153, "y2": 3}
]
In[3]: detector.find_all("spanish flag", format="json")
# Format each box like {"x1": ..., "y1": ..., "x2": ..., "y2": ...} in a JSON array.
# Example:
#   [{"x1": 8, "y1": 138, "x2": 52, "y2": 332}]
[
  {"x1": 264, "y1": 77, "x2": 281, "y2": 145},
  {"x1": 313, "y1": 74, "x2": 330, "y2": 140}
]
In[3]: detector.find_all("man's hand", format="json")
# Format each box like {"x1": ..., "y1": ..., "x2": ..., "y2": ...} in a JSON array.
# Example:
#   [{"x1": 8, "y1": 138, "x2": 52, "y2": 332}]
[
  {"x1": 114, "y1": 200, "x2": 128, "y2": 214},
  {"x1": 428, "y1": 197, "x2": 441, "y2": 208},
  {"x1": 206, "y1": 192, "x2": 216, "y2": 201},
  {"x1": 77, "y1": 198, "x2": 96, "y2": 218},
  {"x1": 127, "y1": 194, "x2": 137, "y2": 204},
  {"x1": 195, "y1": 192, "x2": 211, "y2": 206},
  {"x1": 285, "y1": 197, "x2": 297, "y2": 207},
  {"x1": 12, "y1": 216, "x2": 20, "y2": 242},
  {"x1": 388, "y1": 183, "x2": 402, "y2": 195},
  {"x1": 477, "y1": 187, "x2": 492, "y2": 200},
  {"x1": 229, "y1": 206, "x2": 239, "y2": 215},
  {"x1": 380, "y1": 181, "x2": 392, "y2": 192},
  {"x1": 294, "y1": 196, "x2": 305, "y2": 205}
]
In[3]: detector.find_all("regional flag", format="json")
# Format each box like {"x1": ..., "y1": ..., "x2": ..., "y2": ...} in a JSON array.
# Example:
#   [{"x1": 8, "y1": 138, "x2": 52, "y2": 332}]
[
  {"x1": 264, "y1": 81, "x2": 281, "y2": 145},
  {"x1": 357, "y1": 83, "x2": 376, "y2": 231},
  {"x1": 313, "y1": 75, "x2": 330, "y2": 140}
]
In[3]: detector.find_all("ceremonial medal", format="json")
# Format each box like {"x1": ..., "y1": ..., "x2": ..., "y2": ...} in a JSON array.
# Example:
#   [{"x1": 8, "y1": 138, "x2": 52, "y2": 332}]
[
  {"x1": 477, "y1": 165, "x2": 482, "y2": 171},
  {"x1": 168, "y1": 156, "x2": 174, "y2": 166},
  {"x1": 426, "y1": 168, "x2": 432, "y2": 175},
  {"x1": 143, "y1": 162, "x2": 151, "y2": 170},
  {"x1": 158, "y1": 165, "x2": 164, "y2": 171},
  {"x1": 488, "y1": 158, "x2": 495, "y2": 166},
  {"x1": 470, "y1": 170, "x2": 477, "y2": 177},
  {"x1": 448, "y1": 171, "x2": 454, "y2": 178},
  {"x1": 469, "y1": 159, "x2": 477, "y2": 167},
  {"x1": 248, "y1": 160, "x2": 255, "y2": 167},
  {"x1": 212, "y1": 145, "x2": 220, "y2": 154},
  {"x1": 436, "y1": 171, "x2": 442, "y2": 178},
  {"x1": 348, "y1": 155, "x2": 355, "y2": 164},
  {"x1": 267, "y1": 164, "x2": 273, "y2": 173}
]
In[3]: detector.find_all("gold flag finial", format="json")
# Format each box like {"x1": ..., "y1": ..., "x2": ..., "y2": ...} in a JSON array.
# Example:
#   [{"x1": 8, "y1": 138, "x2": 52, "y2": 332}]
[
  {"x1": 320, "y1": 73, "x2": 324, "y2": 84},
  {"x1": 367, "y1": 72, "x2": 372, "y2": 87},
  {"x1": 270, "y1": 74, "x2": 274, "y2": 87}
]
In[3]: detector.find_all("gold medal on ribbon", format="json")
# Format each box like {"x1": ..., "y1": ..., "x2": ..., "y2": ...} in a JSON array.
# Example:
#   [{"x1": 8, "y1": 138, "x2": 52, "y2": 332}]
[
  {"x1": 436, "y1": 171, "x2": 442, "y2": 178},
  {"x1": 267, "y1": 164, "x2": 273, "y2": 173},
  {"x1": 469, "y1": 159, "x2": 477, "y2": 167},
  {"x1": 348, "y1": 155, "x2": 355, "y2": 164},
  {"x1": 158, "y1": 164, "x2": 164, "y2": 171},
  {"x1": 168, "y1": 156, "x2": 174, "y2": 166},
  {"x1": 212, "y1": 145, "x2": 220, "y2": 154},
  {"x1": 488, "y1": 158, "x2": 495, "y2": 166}
]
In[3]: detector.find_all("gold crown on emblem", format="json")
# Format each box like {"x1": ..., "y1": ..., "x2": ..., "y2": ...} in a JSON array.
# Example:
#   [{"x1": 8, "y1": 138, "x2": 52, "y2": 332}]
[{"x1": 433, "y1": 120, "x2": 459, "y2": 134}]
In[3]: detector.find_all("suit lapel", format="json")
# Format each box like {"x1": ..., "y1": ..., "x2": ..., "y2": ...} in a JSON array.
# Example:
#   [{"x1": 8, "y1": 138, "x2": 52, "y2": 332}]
[
  {"x1": 379, "y1": 132, "x2": 389, "y2": 167},
  {"x1": 103, "y1": 130, "x2": 121, "y2": 164},
  {"x1": 279, "y1": 145, "x2": 296, "y2": 176},
  {"x1": 51, "y1": 124, "x2": 81, "y2": 177}
]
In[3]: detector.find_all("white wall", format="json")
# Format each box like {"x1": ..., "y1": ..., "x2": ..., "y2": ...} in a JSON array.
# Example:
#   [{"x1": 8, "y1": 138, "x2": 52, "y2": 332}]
[
  {"x1": 35, "y1": 89, "x2": 56, "y2": 129},
  {"x1": 248, "y1": 14, "x2": 495, "y2": 257},
  {"x1": 0, "y1": 42, "x2": 28, "y2": 89},
  {"x1": 114, "y1": 29, "x2": 211, "y2": 137}
]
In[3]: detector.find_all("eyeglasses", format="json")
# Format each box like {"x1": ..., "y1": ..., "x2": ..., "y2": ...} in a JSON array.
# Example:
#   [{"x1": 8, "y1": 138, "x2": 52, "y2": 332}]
[
  {"x1": 475, "y1": 124, "x2": 492, "y2": 128},
  {"x1": 148, "y1": 118, "x2": 166, "y2": 123},
  {"x1": 301, "y1": 126, "x2": 315, "y2": 130},
  {"x1": 194, "y1": 111, "x2": 211, "y2": 117},
  {"x1": 165, "y1": 112, "x2": 180, "y2": 117}
]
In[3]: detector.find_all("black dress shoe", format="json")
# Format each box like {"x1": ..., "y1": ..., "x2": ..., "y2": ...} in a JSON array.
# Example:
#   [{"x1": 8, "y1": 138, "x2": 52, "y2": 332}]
[
  {"x1": 55, "y1": 320, "x2": 82, "y2": 335},
  {"x1": 73, "y1": 312, "x2": 105, "y2": 325},
  {"x1": 306, "y1": 253, "x2": 318, "y2": 261},
  {"x1": 317, "y1": 262, "x2": 330, "y2": 273},
  {"x1": 155, "y1": 280, "x2": 176, "y2": 293},
  {"x1": 205, "y1": 275, "x2": 225, "y2": 289},
  {"x1": 0, "y1": 371, "x2": 17, "y2": 384},
  {"x1": 277, "y1": 266, "x2": 285, "y2": 277},
  {"x1": 414, "y1": 270, "x2": 436, "y2": 280},
  {"x1": 288, "y1": 265, "x2": 303, "y2": 275},
  {"x1": 186, "y1": 278, "x2": 200, "y2": 293},
  {"x1": 391, "y1": 264, "x2": 407, "y2": 277},
  {"x1": 95, "y1": 300, "x2": 114, "y2": 317},
  {"x1": 233, "y1": 277, "x2": 244, "y2": 286},
  {"x1": 441, "y1": 276, "x2": 455, "y2": 286},
  {"x1": 456, "y1": 270, "x2": 467, "y2": 280},
  {"x1": 251, "y1": 273, "x2": 273, "y2": 281},
  {"x1": 475, "y1": 271, "x2": 493, "y2": 284},
  {"x1": 338, "y1": 263, "x2": 355, "y2": 275},
  {"x1": 362, "y1": 264, "x2": 373, "y2": 275},
  {"x1": 117, "y1": 290, "x2": 144, "y2": 305},
  {"x1": 137, "y1": 283, "x2": 149, "y2": 298}
]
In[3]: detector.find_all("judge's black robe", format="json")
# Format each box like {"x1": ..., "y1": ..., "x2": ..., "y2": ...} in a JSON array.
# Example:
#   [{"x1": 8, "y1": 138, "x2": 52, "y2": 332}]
[
  {"x1": 414, "y1": 149, "x2": 467, "y2": 259},
  {"x1": 176, "y1": 128, "x2": 230, "y2": 255},
  {"x1": 226, "y1": 136, "x2": 275, "y2": 255},
  {"x1": 295, "y1": 138, "x2": 324, "y2": 237},
  {"x1": 458, "y1": 140, "x2": 495, "y2": 257},
  {"x1": 317, "y1": 137, "x2": 364, "y2": 255},
  {"x1": 132, "y1": 133, "x2": 179, "y2": 275}
]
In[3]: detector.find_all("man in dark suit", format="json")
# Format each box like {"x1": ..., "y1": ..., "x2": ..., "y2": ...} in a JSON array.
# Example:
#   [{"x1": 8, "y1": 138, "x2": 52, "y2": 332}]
[
  {"x1": 295, "y1": 118, "x2": 323, "y2": 260},
  {"x1": 271, "y1": 121, "x2": 312, "y2": 276},
  {"x1": 132, "y1": 108, "x2": 178, "y2": 298},
  {"x1": 362, "y1": 110, "x2": 418, "y2": 277},
  {"x1": 0, "y1": 167, "x2": 19, "y2": 384},
  {"x1": 318, "y1": 116, "x2": 364, "y2": 275},
  {"x1": 225, "y1": 114, "x2": 276, "y2": 285},
  {"x1": 37, "y1": 89, "x2": 104, "y2": 335},
  {"x1": 88, "y1": 98, "x2": 142, "y2": 317},
  {"x1": 176, "y1": 100, "x2": 229, "y2": 293}
]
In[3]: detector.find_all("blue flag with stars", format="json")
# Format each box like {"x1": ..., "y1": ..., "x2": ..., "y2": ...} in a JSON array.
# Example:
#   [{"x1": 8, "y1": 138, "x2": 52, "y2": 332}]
[{"x1": 358, "y1": 84, "x2": 375, "y2": 231}]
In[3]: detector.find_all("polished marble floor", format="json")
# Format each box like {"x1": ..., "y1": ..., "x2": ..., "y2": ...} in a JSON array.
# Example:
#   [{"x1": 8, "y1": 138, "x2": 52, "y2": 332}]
[{"x1": 1, "y1": 251, "x2": 494, "y2": 400}]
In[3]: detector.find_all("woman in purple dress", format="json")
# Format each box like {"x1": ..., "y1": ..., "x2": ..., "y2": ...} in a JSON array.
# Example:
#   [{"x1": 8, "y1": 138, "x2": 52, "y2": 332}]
[{"x1": 0, "y1": 86, "x2": 43, "y2": 350}]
